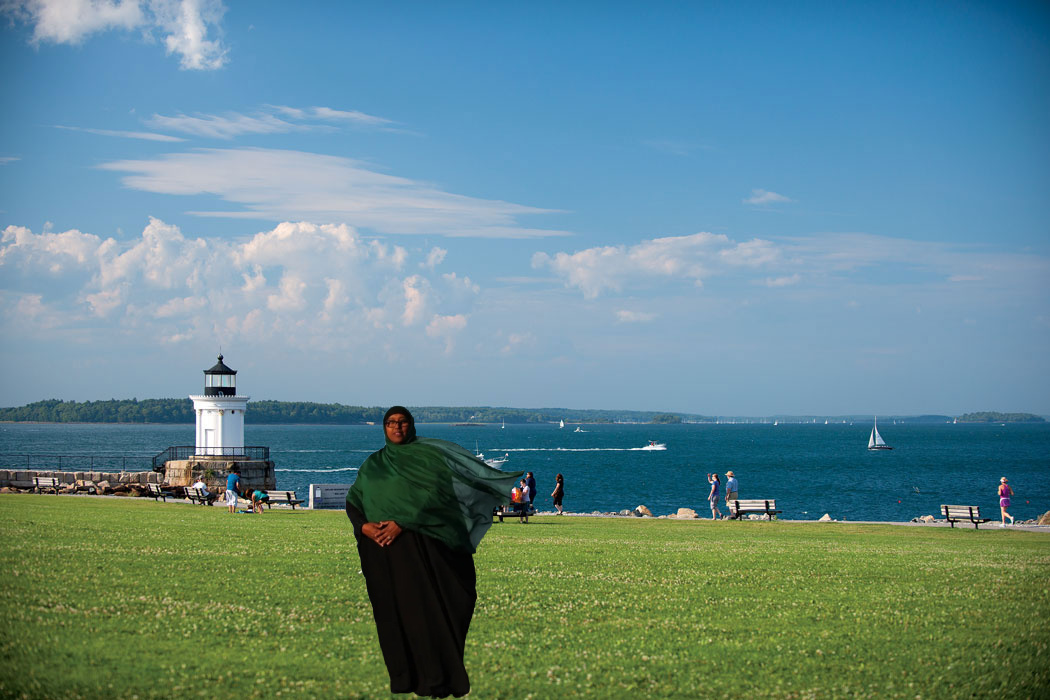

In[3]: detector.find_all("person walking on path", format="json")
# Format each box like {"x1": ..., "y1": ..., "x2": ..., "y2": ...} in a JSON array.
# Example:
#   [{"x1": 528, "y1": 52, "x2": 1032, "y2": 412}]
[
  {"x1": 724, "y1": 471, "x2": 739, "y2": 506},
  {"x1": 526, "y1": 471, "x2": 537, "y2": 512},
  {"x1": 346, "y1": 406, "x2": 522, "y2": 698},
  {"x1": 551, "y1": 473, "x2": 565, "y2": 515},
  {"x1": 998, "y1": 477, "x2": 1014, "y2": 527},
  {"x1": 225, "y1": 467, "x2": 241, "y2": 514},
  {"x1": 707, "y1": 473, "x2": 723, "y2": 520}
]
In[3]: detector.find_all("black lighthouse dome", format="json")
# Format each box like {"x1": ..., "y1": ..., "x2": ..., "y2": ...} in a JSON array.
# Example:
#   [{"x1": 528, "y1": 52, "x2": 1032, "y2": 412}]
[{"x1": 204, "y1": 354, "x2": 237, "y2": 396}]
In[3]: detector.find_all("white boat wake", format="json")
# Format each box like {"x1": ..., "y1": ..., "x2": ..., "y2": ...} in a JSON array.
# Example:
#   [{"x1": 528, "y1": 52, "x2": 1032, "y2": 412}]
[
  {"x1": 495, "y1": 446, "x2": 667, "y2": 453},
  {"x1": 275, "y1": 466, "x2": 360, "y2": 472}
]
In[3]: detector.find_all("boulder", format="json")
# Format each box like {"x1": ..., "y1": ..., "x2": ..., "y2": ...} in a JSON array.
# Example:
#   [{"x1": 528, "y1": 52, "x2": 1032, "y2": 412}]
[
  {"x1": 635, "y1": 505, "x2": 653, "y2": 517},
  {"x1": 818, "y1": 513, "x2": 833, "y2": 522},
  {"x1": 920, "y1": 515, "x2": 936, "y2": 523},
  {"x1": 0, "y1": 486, "x2": 18, "y2": 494},
  {"x1": 1038, "y1": 511, "x2": 1050, "y2": 526},
  {"x1": 675, "y1": 507, "x2": 698, "y2": 519},
  {"x1": 618, "y1": 509, "x2": 633, "y2": 517},
  {"x1": 96, "y1": 480, "x2": 112, "y2": 493}
]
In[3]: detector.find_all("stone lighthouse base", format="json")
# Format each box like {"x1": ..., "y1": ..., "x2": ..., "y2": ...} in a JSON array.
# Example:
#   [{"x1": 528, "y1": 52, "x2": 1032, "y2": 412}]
[{"x1": 164, "y1": 459, "x2": 276, "y2": 492}]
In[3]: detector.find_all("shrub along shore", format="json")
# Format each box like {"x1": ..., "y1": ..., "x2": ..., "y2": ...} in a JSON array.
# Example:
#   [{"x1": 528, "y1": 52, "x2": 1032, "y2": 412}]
[{"x1": 1, "y1": 495, "x2": 1047, "y2": 699}]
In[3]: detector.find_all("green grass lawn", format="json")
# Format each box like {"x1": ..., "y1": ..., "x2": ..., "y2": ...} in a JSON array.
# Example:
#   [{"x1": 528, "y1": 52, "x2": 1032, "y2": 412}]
[{"x1": 1, "y1": 496, "x2": 1047, "y2": 699}]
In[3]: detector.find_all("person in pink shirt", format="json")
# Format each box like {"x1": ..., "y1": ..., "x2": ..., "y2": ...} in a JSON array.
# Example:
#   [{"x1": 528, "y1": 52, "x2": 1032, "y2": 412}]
[{"x1": 998, "y1": 477, "x2": 1014, "y2": 527}]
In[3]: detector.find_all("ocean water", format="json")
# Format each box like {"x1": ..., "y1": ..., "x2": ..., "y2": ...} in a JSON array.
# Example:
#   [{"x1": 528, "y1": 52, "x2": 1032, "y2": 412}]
[{"x1": 1, "y1": 421, "x2": 1047, "y2": 522}]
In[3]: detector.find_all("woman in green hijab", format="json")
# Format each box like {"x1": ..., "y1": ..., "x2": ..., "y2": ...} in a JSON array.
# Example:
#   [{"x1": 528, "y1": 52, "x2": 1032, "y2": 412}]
[{"x1": 347, "y1": 406, "x2": 522, "y2": 698}]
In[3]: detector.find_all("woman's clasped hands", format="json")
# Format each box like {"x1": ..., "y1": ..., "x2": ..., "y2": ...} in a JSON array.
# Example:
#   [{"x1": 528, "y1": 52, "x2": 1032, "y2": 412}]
[{"x1": 362, "y1": 520, "x2": 403, "y2": 547}]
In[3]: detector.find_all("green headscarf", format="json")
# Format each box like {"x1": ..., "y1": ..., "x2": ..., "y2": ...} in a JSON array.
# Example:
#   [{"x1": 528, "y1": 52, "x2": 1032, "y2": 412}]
[{"x1": 348, "y1": 430, "x2": 523, "y2": 553}]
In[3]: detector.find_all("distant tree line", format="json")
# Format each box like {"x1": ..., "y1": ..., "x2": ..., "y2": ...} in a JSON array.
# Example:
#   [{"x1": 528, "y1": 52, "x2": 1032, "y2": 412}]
[
  {"x1": 0, "y1": 399, "x2": 704, "y2": 425},
  {"x1": 956, "y1": 411, "x2": 1045, "y2": 423}
]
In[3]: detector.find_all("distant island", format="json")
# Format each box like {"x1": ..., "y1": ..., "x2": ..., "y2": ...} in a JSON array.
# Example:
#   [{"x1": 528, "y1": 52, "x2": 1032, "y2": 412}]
[
  {"x1": 0, "y1": 399, "x2": 1044, "y2": 425},
  {"x1": 0, "y1": 399, "x2": 704, "y2": 425},
  {"x1": 955, "y1": 411, "x2": 1045, "y2": 423}
]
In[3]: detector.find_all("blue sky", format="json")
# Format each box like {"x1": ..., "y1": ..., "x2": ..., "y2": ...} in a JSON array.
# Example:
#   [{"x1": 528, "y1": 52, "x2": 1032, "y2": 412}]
[{"x1": 1, "y1": 0, "x2": 1048, "y2": 416}]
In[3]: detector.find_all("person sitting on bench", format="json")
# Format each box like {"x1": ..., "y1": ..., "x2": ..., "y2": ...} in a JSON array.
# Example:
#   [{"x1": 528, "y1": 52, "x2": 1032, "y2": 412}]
[{"x1": 190, "y1": 477, "x2": 218, "y2": 505}]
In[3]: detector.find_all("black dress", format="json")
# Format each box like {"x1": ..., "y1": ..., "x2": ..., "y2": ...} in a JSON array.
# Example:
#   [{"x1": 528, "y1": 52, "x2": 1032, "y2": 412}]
[{"x1": 346, "y1": 503, "x2": 476, "y2": 698}]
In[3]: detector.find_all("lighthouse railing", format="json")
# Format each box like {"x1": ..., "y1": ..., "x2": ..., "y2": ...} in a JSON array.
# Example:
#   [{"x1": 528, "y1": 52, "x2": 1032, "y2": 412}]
[{"x1": 151, "y1": 445, "x2": 270, "y2": 469}]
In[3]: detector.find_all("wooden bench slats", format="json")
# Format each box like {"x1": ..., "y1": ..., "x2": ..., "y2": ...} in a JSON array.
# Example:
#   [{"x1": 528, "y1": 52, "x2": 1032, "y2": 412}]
[
  {"x1": 941, "y1": 504, "x2": 990, "y2": 529},
  {"x1": 147, "y1": 483, "x2": 176, "y2": 502},
  {"x1": 265, "y1": 490, "x2": 304, "y2": 509},
  {"x1": 728, "y1": 499, "x2": 780, "y2": 520},
  {"x1": 33, "y1": 476, "x2": 60, "y2": 494},
  {"x1": 184, "y1": 487, "x2": 215, "y2": 505},
  {"x1": 494, "y1": 503, "x2": 530, "y2": 523}
]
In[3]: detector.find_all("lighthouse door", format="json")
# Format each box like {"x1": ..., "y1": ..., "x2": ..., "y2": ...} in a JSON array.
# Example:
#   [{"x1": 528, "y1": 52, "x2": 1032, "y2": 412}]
[{"x1": 204, "y1": 429, "x2": 216, "y2": 456}]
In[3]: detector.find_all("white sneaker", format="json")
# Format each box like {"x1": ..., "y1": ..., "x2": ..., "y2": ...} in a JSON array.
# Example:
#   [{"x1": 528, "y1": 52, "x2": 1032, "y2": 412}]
[{"x1": 998, "y1": 523, "x2": 1005, "y2": 528}]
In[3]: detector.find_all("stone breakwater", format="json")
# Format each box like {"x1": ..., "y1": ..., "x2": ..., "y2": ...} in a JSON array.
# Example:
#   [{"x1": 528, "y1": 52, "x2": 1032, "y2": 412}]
[{"x1": 0, "y1": 468, "x2": 162, "y2": 496}]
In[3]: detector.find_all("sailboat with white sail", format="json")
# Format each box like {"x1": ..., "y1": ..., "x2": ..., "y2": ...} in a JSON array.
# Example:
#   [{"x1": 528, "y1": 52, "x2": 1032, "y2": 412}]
[{"x1": 867, "y1": 417, "x2": 893, "y2": 450}]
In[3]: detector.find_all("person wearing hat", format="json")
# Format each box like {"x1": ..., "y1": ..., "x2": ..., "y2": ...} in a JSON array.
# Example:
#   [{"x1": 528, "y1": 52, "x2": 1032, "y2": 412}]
[
  {"x1": 998, "y1": 477, "x2": 1014, "y2": 527},
  {"x1": 724, "y1": 471, "x2": 739, "y2": 510}
]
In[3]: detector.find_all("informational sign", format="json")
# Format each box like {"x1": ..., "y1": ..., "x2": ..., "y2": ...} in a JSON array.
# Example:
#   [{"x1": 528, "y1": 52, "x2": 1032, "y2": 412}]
[{"x1": 309, "y1": 483, "x2": 352, "y2": 510}]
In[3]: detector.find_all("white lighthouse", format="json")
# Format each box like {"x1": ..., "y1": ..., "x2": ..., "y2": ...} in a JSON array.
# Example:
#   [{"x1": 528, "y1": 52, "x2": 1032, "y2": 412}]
[
  {"x1": 159, "y1": 354, "x2": 274, "y2": 491},
  {"x1": 190, "y1": 355, "x2": 249, "y2": 457}
]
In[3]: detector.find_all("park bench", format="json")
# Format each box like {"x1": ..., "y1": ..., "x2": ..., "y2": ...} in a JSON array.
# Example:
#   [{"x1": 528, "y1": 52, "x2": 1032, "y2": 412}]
[
  {"x1": 494, "y1": 502, "x2": 530, "y2": 523},
  {"x1": 184, "y1": 486, "x2": 217, "y2": 506},
  {"x1": 263, "y1": 490, "x2": 304, "y2": 509},
  {"x1": 728, "y1": 499, "x2": 780, "y2": 520},
  {"x1": 33, "y1": 476, "x2": 60, "y2": 494},
  {"x1": 147, "y1": 483, "x2": 176, "y2": 502},
  {"x1": 941, "y1": 504, "x2": 991, "y2": 529}
]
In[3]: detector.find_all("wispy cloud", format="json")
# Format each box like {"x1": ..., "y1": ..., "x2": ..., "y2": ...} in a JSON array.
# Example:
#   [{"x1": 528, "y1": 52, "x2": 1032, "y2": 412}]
[
  {"x1": 147, "y1": 111, "x2": 301, "y2": 139},
  {"x1": 532, "y1": 232, "x2": 779, "y2": 298},
  {"x1": 99, "y1": 147, "x2": 569, "y2": 238},
  {"x1": 54, "y1": 125, "x2": 184, "y2": 142},
  {"x1": 0, "y1": 157, "x2": 20, "y2": 165},
  {"x1": 147, "y1": 105, "x2": 396, "y2": 139},
  {"x1": 533, "y1": 230, "x2": 1050, "y2": 301},
  {"x1": 2, "y1": 0, "x2": 228, "y2": 70},
  {"x1": 743, "y1": 189, "x2": 793, "y2": 205}
]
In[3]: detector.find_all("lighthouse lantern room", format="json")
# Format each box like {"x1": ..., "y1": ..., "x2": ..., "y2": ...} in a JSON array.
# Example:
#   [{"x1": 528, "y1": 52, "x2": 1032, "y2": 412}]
[{"x1": 190, "y1": 354, "x2": 249, "y2": 457}]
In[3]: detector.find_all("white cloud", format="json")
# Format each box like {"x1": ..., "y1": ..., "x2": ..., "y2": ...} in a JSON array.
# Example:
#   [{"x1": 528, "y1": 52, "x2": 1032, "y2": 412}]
[
  {"x1": 3, "y1": 0, "x2": 227, "y2": 70},
  {"x1": 155, "y1": 295, "x2": 206, "y2": 317},
  {"x1": 152, "y1": 0, "x2": 227, "y2": 70},
  {"x1": 423, "y1": 247, "x2": 447, "y2": 269},
  {"x1": 615, "y1": 310, "x2": 656, "y2": 323},
  {"x1": 0, "y1": 219, "x2": 479, "y2": 352},
  {"x1": 0, "y1": 157, "x2": 22, "y2": 164},
  {"x1": 532, "y1": 232, "x2": 776, "y2": 298},
  {"x1": 948, "y1": 275, "x2": 984, "y2": 282},
  {"x1": 442, "y1": 272, "x2": 480, "y2": 295},
  {"x1": 99, "y1": 147, "x2": 568, "y2": 238},
  {"x1": 266, "y1": 274, "x2": 307, "y2": 312},
  {"x1": 744, "y1": 189, "x2": 793, "y2": 205},
  {"x1": 426, "y1": 313, "x2": 468, "y2": 354},
  {"x1": 401, "y1": 276, "x2": 428, "y2": 326}
]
